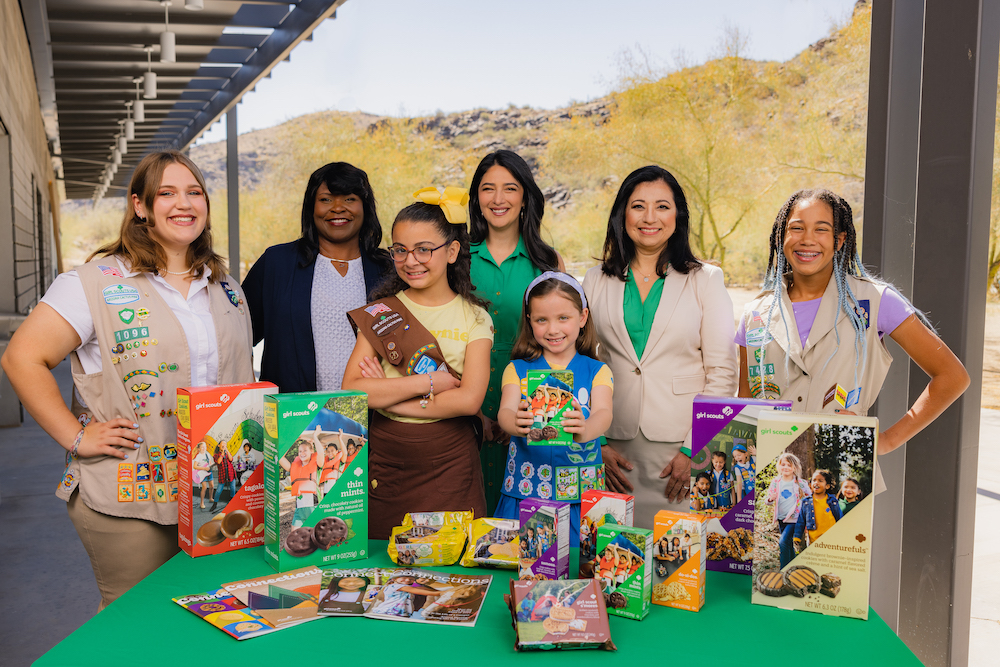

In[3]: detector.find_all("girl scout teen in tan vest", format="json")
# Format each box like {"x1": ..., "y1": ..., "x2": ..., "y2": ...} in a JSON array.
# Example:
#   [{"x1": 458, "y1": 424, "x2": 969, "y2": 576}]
[
  {"x1": 736, "y1": 189, "x2": 969, "y2": 455},
  {"x1": 1, "y1": 151, "x2": 254, "y2": 609}
]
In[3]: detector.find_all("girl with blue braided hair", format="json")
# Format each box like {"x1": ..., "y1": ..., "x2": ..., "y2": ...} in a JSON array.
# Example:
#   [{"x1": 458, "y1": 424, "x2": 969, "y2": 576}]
[{"x1": 736, "y1": 189, "x2": 968, "y2": 455}]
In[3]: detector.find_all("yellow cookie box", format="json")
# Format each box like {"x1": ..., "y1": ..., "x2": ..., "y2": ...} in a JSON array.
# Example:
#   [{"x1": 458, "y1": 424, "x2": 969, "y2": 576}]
[{"x1": 387, "y1": 511, "x2": 471, "y2": 566}]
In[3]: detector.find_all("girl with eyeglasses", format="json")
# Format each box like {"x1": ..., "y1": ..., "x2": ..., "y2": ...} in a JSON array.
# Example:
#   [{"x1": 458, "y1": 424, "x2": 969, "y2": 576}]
[{"x1": 343, "y1": 188, "x2": 493, "y2": 538}]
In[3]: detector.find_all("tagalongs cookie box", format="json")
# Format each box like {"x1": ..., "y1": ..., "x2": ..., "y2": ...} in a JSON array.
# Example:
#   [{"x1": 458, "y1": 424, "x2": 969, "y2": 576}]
[
  {"x1": 751, "y1": 411, "x2": 876, "y2": 620},
  {"x1": 691, "y1": 395, "x2": 791, "y2": 573},
  {"x1": 176, "y1": 382, "x2": 275, "y2": 557},
  {"x1": 263, "y1": 391, "x2": 369, "y2": 571}
]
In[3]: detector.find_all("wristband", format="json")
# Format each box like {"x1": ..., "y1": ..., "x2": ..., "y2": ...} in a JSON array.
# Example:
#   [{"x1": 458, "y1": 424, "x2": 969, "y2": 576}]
[
  {"x1": 679, "y1": 445, "x2": 692, "y2": 457},
  {"x1": 70, "y1": 428, "x2": 85, "y2": 458}
]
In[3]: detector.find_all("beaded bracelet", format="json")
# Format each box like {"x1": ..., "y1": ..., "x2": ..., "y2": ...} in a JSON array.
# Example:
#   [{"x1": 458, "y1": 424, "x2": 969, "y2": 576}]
[
  {"x1": 70, "y1": 428, "x2": 85, "y2": 458},
  {"x1": 420, "y1": 374, "x2": 435, "y2": 409}
]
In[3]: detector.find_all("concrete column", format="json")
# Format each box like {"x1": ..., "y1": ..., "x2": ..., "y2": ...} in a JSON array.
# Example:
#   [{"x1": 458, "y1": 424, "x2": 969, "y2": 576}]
[{"x1": 226, "y1": 106, "x2": 240, "y2": 281}]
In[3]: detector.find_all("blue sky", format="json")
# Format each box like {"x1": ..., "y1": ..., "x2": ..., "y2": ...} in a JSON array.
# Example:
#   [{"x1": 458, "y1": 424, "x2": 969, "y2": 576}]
[{"x1": 197, "y1": 0, "x2": 859, "y2": 144}]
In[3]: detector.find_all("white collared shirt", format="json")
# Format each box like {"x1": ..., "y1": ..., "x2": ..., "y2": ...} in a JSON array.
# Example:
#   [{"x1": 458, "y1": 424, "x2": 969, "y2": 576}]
[{"x1": 41, "y1": 256, "x2": 219, "y2": 387}]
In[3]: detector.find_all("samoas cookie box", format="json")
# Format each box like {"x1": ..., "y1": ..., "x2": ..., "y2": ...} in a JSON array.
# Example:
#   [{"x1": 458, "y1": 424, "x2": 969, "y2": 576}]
[
  {"x1": 176, "y1": 382, "x2": 275, "y2": 557},
  {"x1": 263, "y1": 391, "x2": 369, "y2": 571}
]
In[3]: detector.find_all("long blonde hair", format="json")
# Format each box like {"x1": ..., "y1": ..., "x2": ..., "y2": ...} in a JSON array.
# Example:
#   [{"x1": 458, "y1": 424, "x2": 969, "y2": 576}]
[{"x1": 89, "y1": 151, "x2": 226, "y2": 281}]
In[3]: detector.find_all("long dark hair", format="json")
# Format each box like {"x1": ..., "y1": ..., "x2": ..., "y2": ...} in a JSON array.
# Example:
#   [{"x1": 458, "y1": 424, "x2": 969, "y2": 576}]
[
  {"x1": 371, "y1": 202, "x2": 490, "y2": 310},
  {"x1": 468, "y1": 150, "x2": 559, "y2": 271},
  {"x1": 599, "y1": 165, "x2": 700, "y2": 280},
  {"x1": 89, "y1": 150, "x2": 226, "y2": 282},
  {"x1": 295, "y1": 162, "x2": 383, "y2": 267}
]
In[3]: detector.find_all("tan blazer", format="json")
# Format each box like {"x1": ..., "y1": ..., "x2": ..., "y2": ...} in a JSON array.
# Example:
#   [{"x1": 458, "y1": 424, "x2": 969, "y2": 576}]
[{"x1": 583, "y1": 263, "x2": 738, "y2": 443}]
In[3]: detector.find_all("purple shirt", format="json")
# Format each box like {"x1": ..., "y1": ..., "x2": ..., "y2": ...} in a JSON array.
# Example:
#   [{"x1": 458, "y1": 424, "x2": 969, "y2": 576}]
[{"x1": 735, "y1": 288, "x2": 915, "y2": 348}]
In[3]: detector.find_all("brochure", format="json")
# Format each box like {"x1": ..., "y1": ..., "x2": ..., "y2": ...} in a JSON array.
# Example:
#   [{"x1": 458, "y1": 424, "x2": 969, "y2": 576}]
[
  {"x1": 172, "y1": 589, "x2": 284, "y2": 640},
  {"x1": 222, "y1": 566, "x2": 325, "y2": 629}
]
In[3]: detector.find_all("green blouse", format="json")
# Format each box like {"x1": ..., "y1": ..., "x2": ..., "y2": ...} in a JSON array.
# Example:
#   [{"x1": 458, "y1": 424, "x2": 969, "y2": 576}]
[
  {"x1": 469, "y1": 236, "x2": 543, "y2": 420},
  {"x1": 623, "y1": 268, "x2": 665, "y2": 360}
]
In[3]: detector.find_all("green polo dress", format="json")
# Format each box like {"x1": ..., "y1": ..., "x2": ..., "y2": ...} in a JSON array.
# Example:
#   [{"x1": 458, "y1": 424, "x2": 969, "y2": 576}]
[{"x1": 470, "y1": 237, "x2": 543, "y2": 513}]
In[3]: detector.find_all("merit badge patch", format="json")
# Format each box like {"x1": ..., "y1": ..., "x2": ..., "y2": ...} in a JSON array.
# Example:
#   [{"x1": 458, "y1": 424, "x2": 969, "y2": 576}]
[
  {"x1": 118, "y1": 308, "x2": 135, "y2": 324},
  {"x1": 220, "y1": 281, "x2": 240, "y2": 308},
  {"x1": 103, "y1": 284, "x2": 140, "y2": 305}
]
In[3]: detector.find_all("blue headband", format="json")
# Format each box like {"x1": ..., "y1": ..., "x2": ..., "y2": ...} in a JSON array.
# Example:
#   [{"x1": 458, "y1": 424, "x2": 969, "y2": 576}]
[{"x1": 524, "y1": 271, "x2": 587, "y2": 309}]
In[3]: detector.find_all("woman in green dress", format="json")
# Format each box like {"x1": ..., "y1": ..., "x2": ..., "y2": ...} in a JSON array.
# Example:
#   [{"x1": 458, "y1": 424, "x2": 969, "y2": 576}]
[{"x1": 468, "y1": 150, "x2": 563, "y2": 512}]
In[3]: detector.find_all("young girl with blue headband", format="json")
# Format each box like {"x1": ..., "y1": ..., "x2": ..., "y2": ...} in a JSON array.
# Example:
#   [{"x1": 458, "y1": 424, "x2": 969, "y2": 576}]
[
  {"x1": 495, "y1": 272, "x2": 613, "y2": 544},
  {"x1": 736, "y1": 189, "x2": 969, "y2": 454}
]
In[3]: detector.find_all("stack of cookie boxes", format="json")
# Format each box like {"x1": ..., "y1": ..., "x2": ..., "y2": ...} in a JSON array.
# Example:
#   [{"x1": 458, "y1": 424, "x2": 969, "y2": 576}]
[{"x1": 263, "y1": 391, "x2": 369, "y2": 571}]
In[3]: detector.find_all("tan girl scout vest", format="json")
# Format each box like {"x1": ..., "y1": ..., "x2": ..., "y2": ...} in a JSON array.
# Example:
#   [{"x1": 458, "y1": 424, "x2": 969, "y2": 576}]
[
  {"x1": 742, "y1": 274, "x2": 893, "y2": 415},
  {"x1": 56, "y1": 259, "x2": 254, "y2": 524}
]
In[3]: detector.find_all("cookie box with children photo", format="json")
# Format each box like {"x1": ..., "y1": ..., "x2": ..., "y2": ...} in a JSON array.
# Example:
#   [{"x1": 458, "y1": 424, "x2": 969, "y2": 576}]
[
  {"x1": 519, "y1": 498, "x2": 570, "y2": 580},
  {"x1": 579, "y1": 489, "x2": 634, "y2": 577},
  {"x1": 176, "y1": 382, "x2": 275, "y2": 557},
  {"x1": 652, "y1": 510, "x2": 708, "y2": 612},
  {"x1": 595, "y1": 525, "x2": 653, "y2": 620},
  {"x1": 690, "y1": 395, "x2": 792, "y2": 573},
  {"x1": 751, "y1": 411, "x2": 877, "y2": 620},
  {"x1": 263, "y1": 391, "x2": 369, "y2": 571}
]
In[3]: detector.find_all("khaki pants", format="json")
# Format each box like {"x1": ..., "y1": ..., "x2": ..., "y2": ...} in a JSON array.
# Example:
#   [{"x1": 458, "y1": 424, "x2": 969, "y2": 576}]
[
  {"x1": 606, "y1": 433, "x2": 687, "y2": 528},
  {"x1": 67, "y1": 489, "x2": 180, "y2": 610}
]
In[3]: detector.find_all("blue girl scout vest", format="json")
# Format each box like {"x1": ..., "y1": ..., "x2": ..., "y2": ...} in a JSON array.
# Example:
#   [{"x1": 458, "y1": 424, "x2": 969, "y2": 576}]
[{"x1": 502, "y1": 354, "x2": 606, "y2": 504}]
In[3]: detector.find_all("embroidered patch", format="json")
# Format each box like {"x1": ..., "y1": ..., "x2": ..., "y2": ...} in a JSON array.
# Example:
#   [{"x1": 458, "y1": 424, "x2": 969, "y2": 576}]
[
  {"x1": 581, "y1": 466, "x2": 600, "y2": 493},
  {"x1": 163, "y1": 444, "x2": 177, "y2": 460},
  {"x1": 165, "y1": 460, "x2": 178, "y2": 481},
  {"x1": 518, "y1": 479, "x2": 533, "y2": 496},
  {"x1": 135, "y1": 482, "x2": 150, "y2": 501},
  {"x1": 371, "y1": 312, "x2": 403, "y2": 336},
  {"x1": 153, "y1": 483, "x2": 168, "y2": 503},
  {"x1": 103, "y1": 284, "x2": 140, "y2": 305},
  {"x1": 835, "y1": 385, "x2": 849, "y2": 407},
  {"x1": 118, "y1": 308, "x2": 135, "y2": 324},
  {"x1": 130, "y1": 382, "x2": 152, "y2": 393},
  {"x1": 135, "y1": 462, "x2": 151, "y2": 482},
  {"x1": 118, "y1": 483, "x2": 134, "y2": 502},
  {"x1": 504, "y1": 475, "x2": 514, "y2": 492},
  {"x1": 99, "y1": 264, "x2": 124, "y2": 278},
  {"x1": 220, "y1": 281, "x2": 240, "y2": 308},
  {"x1": 136, "y1": 307, "x2": 151, "y2": 320},
  {"x1": 364, "y1": 302, "x2": 393, "y2": 317},
  {"x1": 745, "y1": 326, "x2": 772, "y2": 346},
  {"x1": 114, "y1": 326, "x2": 149, "y2": 344},
  {"x1": 845, "y1": 387, "x2": 861, "y2": 409},
  {"x1": 123, "y1": 369, "x2": 158, "y2": 383},
  {"x1": 537, "y1": 464, "x2": 553, "y2": 482},
  {"x1": 537, "y1": 482, "x2": 552, "y2": 500},
  {"x1": 520, "y1": 461, "x2": 535, "y2": 479},
  {"x1": 118, "y1": 462, "x2": 135, "y2": 483},
  {"x1": 555, "y1": 467, "x2": 580, "y2": 501},
  {"x1": 854, "y1": 300, "x2": 871, "y2": 329},
  {"x1": 823, "y1": 384, "x2": 838, "y2": 408},
  {"x1": 153, "y1": 464, "x2": 165, "y2": 483},
  {"x1": 167, "y1": 482, "x2": 179, "y2": 501}
]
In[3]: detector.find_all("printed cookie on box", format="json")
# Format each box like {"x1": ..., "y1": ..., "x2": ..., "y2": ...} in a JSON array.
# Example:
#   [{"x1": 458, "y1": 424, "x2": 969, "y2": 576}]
[
  {"x1": 263, "y1": 391, "x2": 368, "y2": 572},
  {"x1": 522, "y1": 369, "x2": 573, "y2": 446},
  {"x1": 594, "y1": 525, "x2": 653, "y2": 620},
  {"x1": 691, "y1": 395, "x2": 791, "y2": 573},
  {"x1": 751, "y1": 411, "x2": 877, "y2": 620},
  {"x1": 176, "y1": 382, "x2": 275, "y2": 557},
  {"x1": 652, "y1": 510, "x2": 708, "y2": 612},
  {"x1": 519, "y1": 498, "x2": 570, "y2": 580},
  {"x1": 579, "y1": 489, "x2": 634, "y2": 577}
]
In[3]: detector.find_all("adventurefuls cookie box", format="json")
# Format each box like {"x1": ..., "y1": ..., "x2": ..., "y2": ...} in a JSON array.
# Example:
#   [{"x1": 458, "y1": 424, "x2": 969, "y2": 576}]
[
  {"x1": 176, "y1": 382, "x2": 275, "y2": 557},
  {"x1": 691, "y1": 395, "x2": 791, "y2": 573},
  {"x1": 263, "y1": 391, "x2": 369, "y2": 572},
  {"x1": 751, "y1": 411, "x2": 877, "y2": 620}
]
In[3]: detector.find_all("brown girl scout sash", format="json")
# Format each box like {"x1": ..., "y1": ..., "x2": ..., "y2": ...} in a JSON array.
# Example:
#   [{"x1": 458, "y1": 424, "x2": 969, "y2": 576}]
[{"x1": 347, "y1": 296, "x2": 460, "y2": 379}]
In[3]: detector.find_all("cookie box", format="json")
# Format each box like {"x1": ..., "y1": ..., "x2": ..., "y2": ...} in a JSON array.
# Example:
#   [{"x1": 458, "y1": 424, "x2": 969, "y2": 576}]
[
  {"x1": 652, "y1": 510, "x2": 708, "y2": 612},
  {"x1": 507, "y1": 578, "x2": 616, "y2": 651},
  {"x1": 519, "y1": 498, "x2": 570, "y2": 580},
  {"x1": 579, "y1": 489, "x2": 634, "y2": 577},
  {"x1": 751, "y1": 411, "x2": 876, "y2": 620},
  {"x1": 691, "y1": 395, "x2": 792, "y2": 573},
  {"x1": 387, "y1": 511, "x2": 471, "y2": 566},
  {"x1": 594, "y1": 525, "x2": 653, "y2": 620},
  {"x1": 263, "y1": 391, "x2": 369, "y2": 571},
  {"x1": 523, "y1": 369, "x2": 573, "y2": 446},
  {"x1": 176, "y1": 382, "x2": 275, "y2": 557}
]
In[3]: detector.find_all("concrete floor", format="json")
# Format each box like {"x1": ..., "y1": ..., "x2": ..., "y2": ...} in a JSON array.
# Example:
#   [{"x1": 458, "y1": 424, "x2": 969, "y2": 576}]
[{"x1": 1, "y1": 360, "x2": 998, "y2": 665}]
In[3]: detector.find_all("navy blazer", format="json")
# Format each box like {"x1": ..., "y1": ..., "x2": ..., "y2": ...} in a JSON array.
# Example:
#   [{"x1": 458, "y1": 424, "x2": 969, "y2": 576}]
[{"x1": 242, "y1": 240, "x2": 393, "y2": 393}]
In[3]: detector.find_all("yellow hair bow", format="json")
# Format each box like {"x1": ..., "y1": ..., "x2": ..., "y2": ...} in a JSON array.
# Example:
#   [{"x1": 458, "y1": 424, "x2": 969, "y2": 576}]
[{"x1": 412, "y1": 186, "x2": 469, "y2": 225}]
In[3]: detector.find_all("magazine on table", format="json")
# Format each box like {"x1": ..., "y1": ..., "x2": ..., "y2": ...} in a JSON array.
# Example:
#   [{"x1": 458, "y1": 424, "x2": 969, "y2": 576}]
[
  {"x1": 173, "y1": 588, "x2": 287, "y2": 640},
  {"x1": 221, "y1": 566, "x2": 325, "y2": 629},
  {"x1": 318, "y1": 567, "x2": 493, "y2": 627}
]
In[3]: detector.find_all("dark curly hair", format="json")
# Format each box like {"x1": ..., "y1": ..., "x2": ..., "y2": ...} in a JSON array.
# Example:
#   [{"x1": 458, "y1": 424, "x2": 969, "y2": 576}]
[
  {"x1": 371, "y1": 202, "x2": 490, "y2": 310},
  {"x1": 599, "y1": 165, "x2": 701, "y2": 280}
]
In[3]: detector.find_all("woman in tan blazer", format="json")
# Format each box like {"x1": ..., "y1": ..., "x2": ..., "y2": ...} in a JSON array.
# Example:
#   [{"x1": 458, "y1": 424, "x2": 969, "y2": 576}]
[{"x1": 583, "y1": 166, "x2": 738, "y2": 526}]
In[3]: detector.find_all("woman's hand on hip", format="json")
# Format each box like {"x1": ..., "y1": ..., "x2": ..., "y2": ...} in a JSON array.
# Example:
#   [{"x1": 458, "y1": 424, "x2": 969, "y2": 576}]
[
  {"x1": 602, "y1": 444, "x2": 634, "y2": 493},
  {"x1": 77, "y1": 418, "x2": 142, "y2": 459},
  {"x1": 659, "y1": 451, "x2": 691, "y2": 503}
]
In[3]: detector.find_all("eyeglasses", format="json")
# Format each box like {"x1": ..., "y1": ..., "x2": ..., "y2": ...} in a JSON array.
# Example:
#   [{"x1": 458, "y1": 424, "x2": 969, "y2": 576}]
[{"x1": 387, "y1": 242, "x2": 448, "y2": 264}]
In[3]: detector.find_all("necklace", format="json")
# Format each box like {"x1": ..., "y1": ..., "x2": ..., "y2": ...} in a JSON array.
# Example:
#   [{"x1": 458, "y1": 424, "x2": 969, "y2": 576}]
[
  {"x1": 164, "y1": 268, "x2": 191, "y2": 275},
  {"x1": 325, "y1": 254, "x2": 360, "y2": 267},
  {"x1": 633, "y1": 264, "x2": 656, "y2": 283}
]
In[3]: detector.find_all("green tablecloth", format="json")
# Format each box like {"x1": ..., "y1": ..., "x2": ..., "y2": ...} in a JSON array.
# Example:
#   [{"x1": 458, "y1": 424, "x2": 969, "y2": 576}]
[{"x1": 36, "y1": 542, "x2": 921, "y2": 666}]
